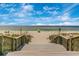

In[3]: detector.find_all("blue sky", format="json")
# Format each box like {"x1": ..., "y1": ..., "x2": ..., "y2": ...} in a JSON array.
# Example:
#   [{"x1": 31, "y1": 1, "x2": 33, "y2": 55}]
[{"x1": 0, "y1": 3, "x2": 79, "y2": 26}]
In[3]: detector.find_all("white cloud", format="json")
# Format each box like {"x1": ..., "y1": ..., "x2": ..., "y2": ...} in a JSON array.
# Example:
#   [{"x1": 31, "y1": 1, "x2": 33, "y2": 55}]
[
  {"x1": 32, "y1": 23, "x2": 55, "y2": 26},
  {"x1": 57, "y1": 13, "x2": 70, "y2": 21},
  {"x1": 52, "y1": 11, "x2": 58, "y2": 15},
  {"x1": 12, "y1": 4, "x2": 34, "y2": 18},
  {"x1": 57, "y1": 13, "x2": 79, "y2": 22},
  {"x1": 33, "y1": 17, "x2": 55, "y2": 23},
  {"x1": 43, "y1": 6, "x2": 51, "y2": 10},
  {"x1": 58, "y1": 22, "x2": 79, "y2": 26},
  {"x1": 33, "y1": 22, "x2": 79, "y2": 26},
  {"x1": 0, "y1": 14, "x2": 8, "y2": 17},
  {"x1": 43, "y1": 6, "x2": 60, "y2": 16},
  {"x1": 0, "y1": 22, "x2": 17, "y2": 25},
  {"x1": 60, "y1": 16, "x2": 70, "y2": 21},
  {"x1": 27, "y1": 13, "x2": 33, "y2": 16},
  {"x1": 64, "y1": 4, "x2": 78, "y2": 13},
  {"x1": 22, "y1": 4, "x2": 34, "y2": 12},
  {"x1": 9, "y1": 8, "x2": 16, "y2": 13},
  {"x1": 36, "y1": 11, "x2": 43, "y2": 15},
  {"x1": 34, "y1": 23, "x2": 45, "y2": 25},
  {"x1": 43, "y1": 6, "x2": 59, "y2": 11},
  {"x1": 0, "y1": 4, "x2": 78, "y2": 26},
  {"x1": 57, "y1": 4, "x2": 78, "y2": 23},
  {"x1": 59, "y1": 22, "x2": 71, "y2": 25},
  {"x1": 72, "y1": 17, "x2": 79, "y2": 20},
  {"x1": 14, "y1": 13, "x2": 25, "y2": 17},
  {"x1": 14, "y1": 19, "x2": 27, "y2": 23},
  {"x1": 0, "y1": 4, "x2": 9, "y2": 8},
  {"x1": 32, "y1": 23, "x2": 62, "y2": 26},
  {"x1": 48, "y1": 10, "x2": 58, "y2": 15}
]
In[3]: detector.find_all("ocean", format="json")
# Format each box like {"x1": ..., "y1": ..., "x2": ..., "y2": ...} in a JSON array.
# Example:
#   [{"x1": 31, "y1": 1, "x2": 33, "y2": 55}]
[{"x1": 0, "y1": 26, "x2": 79, "y2": 31}]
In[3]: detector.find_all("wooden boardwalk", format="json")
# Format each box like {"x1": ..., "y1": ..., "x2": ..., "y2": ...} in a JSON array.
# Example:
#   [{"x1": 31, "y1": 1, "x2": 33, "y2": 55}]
[{"x1": 6, "y1": 31, "x2": 79, "y2": 56}]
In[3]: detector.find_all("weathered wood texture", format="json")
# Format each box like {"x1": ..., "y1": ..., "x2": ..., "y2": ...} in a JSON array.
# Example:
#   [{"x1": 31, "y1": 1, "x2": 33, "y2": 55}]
[
  {"x1": 0, "y1": 35, "x2": 30, "y2": 55},
  {"x1": 49, "y1": 35, "x2": 79, "y2": 51}
]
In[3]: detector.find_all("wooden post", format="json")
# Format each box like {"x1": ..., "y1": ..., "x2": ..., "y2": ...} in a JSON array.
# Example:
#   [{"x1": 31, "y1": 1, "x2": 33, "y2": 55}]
[
  {"x1": 11, "y1": 38, "x2": 15, "y2": 51},
  {"x1": 67, "y1": 39, "x2": 69, "y2": 51},
  {"x1": 0, "y1": 36, "x2": 3, "y2": 55},
  {"x1": 15, "y1": 39, "x2": 17, "y2": 51},
  {"x1": 1, "y1": 35, "x2": 4, "y2": 55},
  {"x1": 71, "y1": 39, "x2": 73, "y2": 51},
  {"x1": 70, "y1": 39, "x2": 72, "y2": 51}
]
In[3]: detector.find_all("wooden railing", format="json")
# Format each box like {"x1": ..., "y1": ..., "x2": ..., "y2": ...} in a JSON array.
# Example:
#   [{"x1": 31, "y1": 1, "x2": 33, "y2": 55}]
[
  {"x1": 0, "y1": 35, "x2": 31, "y2": 55},
  {"x1": 48, "y1": 35, "x2": 79, "y2": 51}
]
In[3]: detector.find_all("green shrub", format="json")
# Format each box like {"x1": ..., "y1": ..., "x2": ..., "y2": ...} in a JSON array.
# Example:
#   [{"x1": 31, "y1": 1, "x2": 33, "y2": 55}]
[
  {"x1": 26, "y1": 35, "x2": 33, "y2": 44},
  {"x1": 37, "y1": 29, "x2": 40, "y2": 33},
  {"x1": 48, "y1": 35, "x2": 57, "y2": 43}
]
